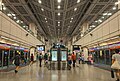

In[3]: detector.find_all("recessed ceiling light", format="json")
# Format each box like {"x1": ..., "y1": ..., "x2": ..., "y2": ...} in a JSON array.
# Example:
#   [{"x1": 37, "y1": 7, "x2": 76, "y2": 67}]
[
  {"x1": 102, "y1": 16, "x2": 105, "y2": 19},
  {"x1": 3, "y1": 7, "x2": 6, "y2": 10},
  {"x1": 58, "y1": 13, "x2": 60, "y2": 16},
  {"x1": 41, "y1": 8, "x2": 44, "y2": 11},
  {"x1": 45, "y1": 18, "x2": 47, "y2": 20},
  {"x1": 58, "y1": 5, "x2": 61, "y2": 9},
  {"x1": 77, "y1": 0, "x2": 80, "y2": 3},
  {"x1": 98, "y1": 19, "x2": 102, "y2": 23},
  {"x1": 23, "y1": 26, "x2": 26, "y2": 28},
  {"x1": 58, "y1": 21, "x2": 60, "y2": 23},
  {"x1": 16, "y1": 20, "x2": 20, "y2": 23},
  {"x1": 21, "y1": 21, "x2": 23, "y2": 23},
  {"x1": 12, "y1": 13, "x2": 16, "y2": 16},
  {"x1": 103, "y1": 13, "x2": 107, "y2": 15},
  {"x1": 58, "y1": 24, "x2": 60, "y2": 26},
  {"x1": 38, "y1": 0, "x2": 42, "y2": 4},
  {"x1": 46, "y1": 21, "x2": 48, "y2": 22},
  {"x1": 70, "y1": 21, "x2": 72, "y2": 23},
  {"x1": 7, "y1": 13, "x2": 12, "y2": 16},
  {"x1": 113, "y1": 7, "x2": 117, "y2": 10},
  {"x1": 74, "y1": 8, "x2": 77, "y2": 11},
  {"x1": 71, "y1": 18, "x2": 73, "y2": 20},
  {"x1": 13, "y1": 17, "x2": 16, "y2": 19},
  {"x1": 57, "y1": 0, "x2": 61, "y2": 3},
  {"x1": 108, "y1": 13, "x2": 112, "y2": 15},
  {"x1": 95, "y1": 21, "x2": 98, "y2": 23},
  {"x1": 115, "y1": 1, "x2": 120, "y2": 5}
]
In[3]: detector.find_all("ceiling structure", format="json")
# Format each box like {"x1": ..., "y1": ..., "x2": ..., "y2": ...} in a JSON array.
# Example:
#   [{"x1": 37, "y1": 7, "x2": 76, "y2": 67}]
[{"x1": 2, "y1": 0, "x2": 118, "y2": 44}]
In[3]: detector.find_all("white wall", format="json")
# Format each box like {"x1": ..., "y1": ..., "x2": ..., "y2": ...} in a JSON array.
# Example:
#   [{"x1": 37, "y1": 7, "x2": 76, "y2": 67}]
[
  {"x1": 0, "y1": 12, "x2": 43, "y2": 47},
  {"x1": 74, "y1": 10, "x2": 120, "y2": 47}
]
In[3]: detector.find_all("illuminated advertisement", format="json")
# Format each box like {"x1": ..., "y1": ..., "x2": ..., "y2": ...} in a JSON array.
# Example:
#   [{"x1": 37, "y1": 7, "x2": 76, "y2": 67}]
[
  {"x1": 52, "y1": 51, "x2": 57, "y2": 61},
  {"x1": 61, "y1": 51, "x2": 67, "y2": 61}
]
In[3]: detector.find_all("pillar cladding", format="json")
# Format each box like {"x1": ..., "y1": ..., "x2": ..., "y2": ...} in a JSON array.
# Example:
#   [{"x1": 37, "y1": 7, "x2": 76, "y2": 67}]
[
  {"x1": 30, "y1": 47, "x2": 37, "y2": 61},
  {"x1": 118, "y1": 0, "x2": 120, "y2": 9},
  {"x1": 82, "y1": 47, "x2": 88, "y2": 61},
  {"x1": 81, "y1": 22, "x2": 89, "y2": 33},
  {"x1": 29, "y1": 23, "x2": 37, "y2": 36},
  {"x1": 0, "y1": 0, "x2": 2, "y2": 11}
]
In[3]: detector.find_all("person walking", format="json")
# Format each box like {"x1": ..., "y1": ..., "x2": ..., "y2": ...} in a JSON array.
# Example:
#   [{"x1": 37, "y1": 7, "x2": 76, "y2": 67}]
[
  {"x1": 29, "y1": 54, "x2": 34, "y2": 66},
  {"x1": 13, "y1": 53, "x2": 21, "y2": 73},
  {"x1": 39, "y1": 53, "x2": 43, "y2": 67},
  {"x1": 71, "y1": 52, "x2": 76, "y2": 67},
  {"x1": 112, "y1": 49, "x2": 120, "y2": 81}
]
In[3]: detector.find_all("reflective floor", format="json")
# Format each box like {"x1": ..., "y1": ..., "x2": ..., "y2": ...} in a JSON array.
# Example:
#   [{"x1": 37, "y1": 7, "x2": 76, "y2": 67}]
[{"x1": 0, "y1": 62, "x2": 115, "y2": 81}]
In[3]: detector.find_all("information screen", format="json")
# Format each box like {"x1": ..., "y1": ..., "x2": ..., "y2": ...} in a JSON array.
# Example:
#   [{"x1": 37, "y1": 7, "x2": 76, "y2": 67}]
[
  {"x1": 52, "y1": 51, "x2": 57, "y2": 61},
  {"x1": 61, "y1": 51, "x2": 67, "y2": 61}
]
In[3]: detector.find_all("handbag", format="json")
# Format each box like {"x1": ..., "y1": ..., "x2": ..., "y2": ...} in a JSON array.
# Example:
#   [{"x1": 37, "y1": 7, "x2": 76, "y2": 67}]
[{"x1": 111, "y1": 60, "x2": 120, "y2": 69}]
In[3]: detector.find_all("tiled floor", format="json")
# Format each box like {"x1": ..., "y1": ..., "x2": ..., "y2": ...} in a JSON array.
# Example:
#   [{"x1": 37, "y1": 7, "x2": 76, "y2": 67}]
[{"x1": 0, "y1": 62, "x2": 115, "y2": 81}]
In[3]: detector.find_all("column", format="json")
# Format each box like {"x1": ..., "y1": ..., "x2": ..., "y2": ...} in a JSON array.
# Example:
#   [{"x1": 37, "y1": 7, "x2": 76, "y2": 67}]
[
  {"x1": 81, "y1": 22, "x2": 89, "y2": 34},
  {"x1": 30, "y1": 47, "x2": 36, "y2": 61},
  {"x1": 82, "y1": 47, "x2": 88, "y2": 61},
  {"x1": 29, "y1": 23, "x2": 37, "y2": 36},
  {"x1": 0, "y1": 0, "x2": 2, "y2": 11}
]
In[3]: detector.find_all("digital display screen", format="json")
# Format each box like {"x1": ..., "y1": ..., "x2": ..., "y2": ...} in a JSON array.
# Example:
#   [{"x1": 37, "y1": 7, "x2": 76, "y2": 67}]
[
  {"x1": 37, "y1": 46, "x2": 44, "y2": 51},
  {"x1": 61, "y1": 51, "x2": 67, "y2": 61},
  {"x1": 52, "y1": 51, "x2": 57, "y2": 61}
]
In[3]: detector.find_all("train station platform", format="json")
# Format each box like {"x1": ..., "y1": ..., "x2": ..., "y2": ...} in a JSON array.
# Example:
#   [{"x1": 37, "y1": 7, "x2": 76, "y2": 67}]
[{"x1": 0, "y1": 62, "x2": 114, "y2": 81}]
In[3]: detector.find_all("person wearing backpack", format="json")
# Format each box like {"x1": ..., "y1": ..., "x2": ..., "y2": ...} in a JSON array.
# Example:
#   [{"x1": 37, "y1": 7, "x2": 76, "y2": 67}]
[{"x1": 39, "y1": 53, "x2": 42, "y2": 67}]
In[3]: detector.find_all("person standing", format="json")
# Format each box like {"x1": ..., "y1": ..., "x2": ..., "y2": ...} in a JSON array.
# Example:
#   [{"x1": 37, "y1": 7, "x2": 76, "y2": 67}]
[
  {"x1": 39, "y1": 53, "x2": 43, "y2": 67},
  {"x1": 112, "y1": 49, "x2": 120, "y2": 81},
  {"x1": 29, "y1": 54, "x2": 34, "y2": 66},
  {"x1": 71, "y1": 52, "x2": 76, "y2": 67},
  {"x1": 13, "y1": 53, "x2": 21, "y2": 73}
]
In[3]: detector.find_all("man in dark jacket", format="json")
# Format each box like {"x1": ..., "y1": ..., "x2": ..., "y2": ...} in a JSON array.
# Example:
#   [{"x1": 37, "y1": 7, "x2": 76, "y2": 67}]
[{"x1": 13, "y1": 53, "x2": 20, "y2": 73}]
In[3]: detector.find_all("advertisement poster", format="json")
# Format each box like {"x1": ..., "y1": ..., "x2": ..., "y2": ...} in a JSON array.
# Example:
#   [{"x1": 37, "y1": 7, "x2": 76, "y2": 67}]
[
  {"x1": 52, "y1": 51, "x2": 57, "y2": 61},
  {"x1": 61, "y1": 51, "x2": 67, "y2": 61}
]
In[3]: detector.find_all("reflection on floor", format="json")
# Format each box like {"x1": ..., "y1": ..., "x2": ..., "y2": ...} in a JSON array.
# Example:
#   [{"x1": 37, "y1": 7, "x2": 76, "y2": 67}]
[{"x1": 0, "y1": 62, "x2": 115, "y2": 81}]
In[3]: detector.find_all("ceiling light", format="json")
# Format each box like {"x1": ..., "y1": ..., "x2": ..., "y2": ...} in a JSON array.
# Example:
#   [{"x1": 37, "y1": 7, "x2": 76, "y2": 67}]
[
  {"x1": 38, "y1": 0, "x2": 42, "y2": 4},
  {"x1": 57, "y1": 0, "x2": 61, "y2": 3},
  {"x1": 77, "y1": 0, "x2": 80, "y2": 3},
  {"x1": 58, "y1": 21, "x2": 60, "y2": 23},
  {"x1": 2, "y1": 3, "x2": 4, "y2": 6},
  {"x1": 70, "y1": 21, "x2": 72, "y2": 23},
  {"x1": 98, "y1": 19, "x2": 102, "y2": 23},
  {"x1": 46, "y1": 21, "x2": 48, "y2": 22},
  {"x1": 58, "y1": 24, "x2": 60, "y2": 26},
  {"x1": 12, "y1": 13, "x2": 16, "y2": 16},
  {"x1": 57, "y1": 5, "x2": 61, "y2": 9},
  {"x1": 115, "y1": 1, "x2": 120, "y2": 5},
  {"x1": 41, "y1": 8, "x2": 44, "y2": 11},
  {"x1": 95, "y1": 21, "x2": 98, "y2": 23},
  {"x1": 103, "y1": 13, "x2": 107, "y2": 16},
  {"x1": 45, "y1": 18, "x2": 47, "y2": 20},
  {"x1": 7, "y1": 13, "x2": 12, "y2": 16},
  {"x1": 23, "y1": 26, "x2": 26, "y2": 28},
  {"x1": 16, "y1": 20, "x2": 20, "y2": 23},
  {"x1": 107, "y1": 13, "x2": 112, "y2": 15},
  {"x1": 58, "y1": 13, "x2": 60, "y2": 16},
  {"x1": 102, "y1": 16, "x2": 105, "y2": 19},
  {"x1": 81, "y1": 34, "x2": 83, "y2": 37},
  {"x1": 21, "y1": 21, "x2": 23, "y2": 23},
  {"x1": 113, "y1": 6, "x2": 117, "y2": 10},
  {"x1": 71, "y1": 18, "x2": 73, "y2": 20},
  {"x1": 92, "y1": 25, "x2": 95, "y2": 27},
  {"x1": 3, "y1": 7, "x2": 6, "y2": 10},
  {"x1": 74, "y1": 8, "x2": 77, "y2": 11},
  {"x1": 13, "y1": 17, "x2": 16, "y2": 19}
]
